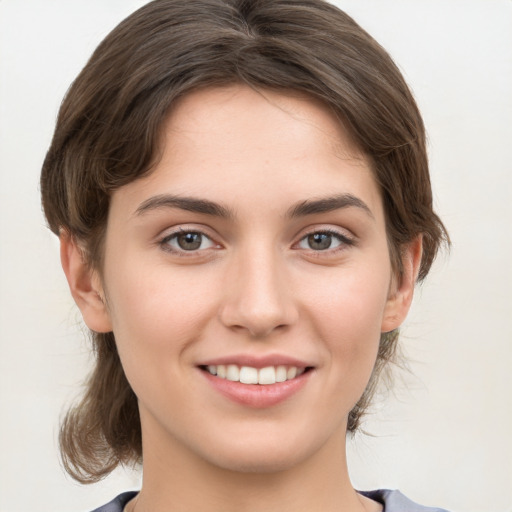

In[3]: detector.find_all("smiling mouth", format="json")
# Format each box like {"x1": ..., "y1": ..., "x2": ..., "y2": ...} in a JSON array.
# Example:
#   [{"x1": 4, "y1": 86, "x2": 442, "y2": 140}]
[{"x1": 199, "y1": 364, "x2": 312, "y2": 385}]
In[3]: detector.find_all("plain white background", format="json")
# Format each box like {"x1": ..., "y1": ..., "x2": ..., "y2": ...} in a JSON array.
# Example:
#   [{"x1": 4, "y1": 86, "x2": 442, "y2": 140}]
[{"x1": 0, "y1": 1, "x2": 511, "y2": 511}]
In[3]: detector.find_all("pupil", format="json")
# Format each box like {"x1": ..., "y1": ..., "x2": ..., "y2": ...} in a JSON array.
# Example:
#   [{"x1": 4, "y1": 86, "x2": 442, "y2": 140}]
[
  {"x1": 178, "y1": 232, "x2": 202, "y2": 250},
  {"x1": 308, "y1": 233, "x2": 331, "y2": 250}
]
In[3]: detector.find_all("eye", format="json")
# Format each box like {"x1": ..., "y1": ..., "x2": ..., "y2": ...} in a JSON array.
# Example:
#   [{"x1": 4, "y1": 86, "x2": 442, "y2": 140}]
[
  {"x1": 161, "y1": 230, "x2": 216, "y2": 252},
  {"x1": 297, "y1": 230, "x2": 353, "y2": 251}
]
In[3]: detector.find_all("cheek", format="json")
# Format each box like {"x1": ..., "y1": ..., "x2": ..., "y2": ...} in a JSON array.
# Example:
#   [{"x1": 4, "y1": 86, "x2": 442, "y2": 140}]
[
  {"x1": 103, "y1": 260, "x2": 218, "y2": 364},
  {"x1": 304, "y1": 264, "x2": 390, "y2": 339},
  {"x1": 102, "y1": 265, "x2": 217, "y2": 413},
  {"x1": 300, "y1": 264, "x2": 390, "y2": 389}
]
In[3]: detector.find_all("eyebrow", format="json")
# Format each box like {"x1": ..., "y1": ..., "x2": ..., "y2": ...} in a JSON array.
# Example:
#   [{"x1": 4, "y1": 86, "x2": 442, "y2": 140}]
[
  {"x1": 135, "y1": 194, "x2": 234, "y2": 219},
  {"x1": 286, "y1": 194, "x2": 374, "y2": 219},
  {"x1": 134, "y1": 192, "x2": 373, "y2": 220}
]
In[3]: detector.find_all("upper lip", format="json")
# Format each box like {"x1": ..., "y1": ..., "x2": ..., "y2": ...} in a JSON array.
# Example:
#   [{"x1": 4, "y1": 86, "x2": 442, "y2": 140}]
[{"x1": 198, "y1": 354, "x2": 314, "y2": 369}]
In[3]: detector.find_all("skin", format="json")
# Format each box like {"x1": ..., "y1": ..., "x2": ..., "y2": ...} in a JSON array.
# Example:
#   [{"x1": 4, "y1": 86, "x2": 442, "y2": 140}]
[{"x1": 61, "y1": 85, "x2": 422, "y2": 512}]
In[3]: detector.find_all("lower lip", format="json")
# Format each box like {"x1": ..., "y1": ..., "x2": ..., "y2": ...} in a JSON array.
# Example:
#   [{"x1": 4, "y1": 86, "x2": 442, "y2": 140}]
[{"x1": 200, "y1": 369, "x2": 311, "y2": 408}]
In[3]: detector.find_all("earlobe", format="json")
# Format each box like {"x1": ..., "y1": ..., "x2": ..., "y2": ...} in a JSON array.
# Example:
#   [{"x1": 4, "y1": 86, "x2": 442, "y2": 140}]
[
  {"x1": 381, "y1": 235, "x2": 423, "y2": 333},
  {"x1": 60, "y1": 231, "x2": 113, "y2": 333}
]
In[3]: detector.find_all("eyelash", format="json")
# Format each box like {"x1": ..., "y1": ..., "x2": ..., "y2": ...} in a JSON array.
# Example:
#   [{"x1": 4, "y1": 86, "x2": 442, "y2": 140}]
[
  {"x1": 158, "y1": 227, "x2": 355, "y2": 257},
  {"x1": 296, "y1": 229, "x2": 355, "y2": 254},
  {"x1": 159, "y1": 228, "x2": 218, "y2": 256}
]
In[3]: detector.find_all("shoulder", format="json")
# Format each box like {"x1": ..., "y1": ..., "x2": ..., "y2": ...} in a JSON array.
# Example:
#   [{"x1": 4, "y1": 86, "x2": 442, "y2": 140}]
[
  {"x1": 90, "y1": 492, "x2": 138, "y2": 512},
  {"x1": 89, "y1": 489, "x2": 448, "y2": 512},
  {"x1": 359, "y1": 489, "x2": 450, "y2": 512}
]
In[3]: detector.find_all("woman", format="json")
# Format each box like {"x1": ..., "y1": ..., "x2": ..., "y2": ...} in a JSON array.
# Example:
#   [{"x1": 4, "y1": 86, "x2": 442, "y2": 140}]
[{"x1": 41, "y1": 1, "x2": 449, "y2": 511}]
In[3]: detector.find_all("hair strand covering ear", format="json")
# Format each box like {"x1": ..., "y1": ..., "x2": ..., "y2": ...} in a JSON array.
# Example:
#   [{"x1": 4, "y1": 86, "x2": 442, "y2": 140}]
[{"x1": 41, "y1": 0, "x2": 449, "y2": 482}]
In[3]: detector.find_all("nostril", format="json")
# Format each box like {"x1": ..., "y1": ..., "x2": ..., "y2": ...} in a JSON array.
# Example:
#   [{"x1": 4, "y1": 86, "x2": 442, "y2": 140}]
[{"x1": 218, "y1": 273, "x2": 299, "y2": 337}]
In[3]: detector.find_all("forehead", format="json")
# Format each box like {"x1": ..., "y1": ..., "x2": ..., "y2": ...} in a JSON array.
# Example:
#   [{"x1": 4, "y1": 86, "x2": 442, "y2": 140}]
[
  {"x1": 164, "y1": 85, "x2": 365, "y2": 164},
  {"x1": 110, "y1": 85, "x2": 382, "y2": 221}
]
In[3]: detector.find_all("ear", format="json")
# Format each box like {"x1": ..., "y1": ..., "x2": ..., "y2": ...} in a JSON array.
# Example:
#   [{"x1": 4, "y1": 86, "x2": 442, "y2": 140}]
[
  {"x1": 381, "y1": 235, "x2": 423, "y2": 333},
  {"x1": 60, "y1": 231, "x2": 113, "y2": 333}
]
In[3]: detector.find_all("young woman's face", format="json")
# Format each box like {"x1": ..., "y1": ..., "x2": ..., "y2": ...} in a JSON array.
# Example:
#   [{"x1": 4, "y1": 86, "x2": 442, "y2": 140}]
[{"x1": 95, "y1": 85, "x2": 412, "y2": 473}]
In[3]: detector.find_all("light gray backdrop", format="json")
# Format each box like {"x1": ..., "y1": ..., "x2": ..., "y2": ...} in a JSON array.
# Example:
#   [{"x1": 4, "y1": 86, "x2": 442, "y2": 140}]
[{"x1": 0, "y1": 1, "x2": 511, "y2": 511}]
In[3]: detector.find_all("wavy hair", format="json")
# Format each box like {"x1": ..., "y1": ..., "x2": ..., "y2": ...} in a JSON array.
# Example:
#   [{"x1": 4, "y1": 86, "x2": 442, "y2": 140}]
[{"x1": 41, "y1": 0, "x2": 448, "y2": 483}]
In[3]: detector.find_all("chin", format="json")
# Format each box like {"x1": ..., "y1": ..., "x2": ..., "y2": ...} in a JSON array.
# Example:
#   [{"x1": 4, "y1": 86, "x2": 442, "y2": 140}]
[
  {"x1": 206, "y1": 448, "x2": 308, "y2": 474},
  {"x1": 196, "y1": 428, "x2": 331, "y2": 475}
]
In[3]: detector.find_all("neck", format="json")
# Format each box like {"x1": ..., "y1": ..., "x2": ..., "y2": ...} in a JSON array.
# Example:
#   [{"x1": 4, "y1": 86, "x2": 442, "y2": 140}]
[{"x1": 132, "y1": 420, "x2": 376, "y2": 512}]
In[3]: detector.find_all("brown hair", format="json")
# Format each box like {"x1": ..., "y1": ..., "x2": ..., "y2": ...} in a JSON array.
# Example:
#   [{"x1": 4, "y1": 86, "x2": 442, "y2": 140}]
[{"x1": 41, "y1": 0, "x2": 448, "y2": 483}]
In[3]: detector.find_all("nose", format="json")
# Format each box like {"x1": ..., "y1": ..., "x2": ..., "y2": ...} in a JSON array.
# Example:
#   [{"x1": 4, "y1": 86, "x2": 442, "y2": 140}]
[{"x1": 219, "y1": 247, "x2": 298, "y2": 338}]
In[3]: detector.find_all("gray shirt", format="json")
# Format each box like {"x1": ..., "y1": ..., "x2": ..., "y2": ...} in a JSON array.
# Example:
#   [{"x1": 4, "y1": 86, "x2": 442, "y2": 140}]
[{"x1": 91, "y1": 489, "x2": 449, "y2": 512}]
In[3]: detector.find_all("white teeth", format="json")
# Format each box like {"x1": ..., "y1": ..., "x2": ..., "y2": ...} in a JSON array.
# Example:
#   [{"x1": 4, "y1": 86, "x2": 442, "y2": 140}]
[
  {"x1": 258, "y1": 366, "x2": 276, "y2": 385},
  {"x1": 205, "y1": 364, "x2": 306, "y2": 385},
  {"x1": 239, "y1": 366, "x2": 258, "y2": 384},
  {"x1": 275, "y1": 365, "x2": 287, "y2": 382},
  {"x1": 217, "y1": 365, "x2": 227, "y2": 378},
  {"x1": 226, "y1": 364, "x2": 240, "y2": 381},
  {"x1": 287, "y1": 366, "x2": 297, "y2": 379}
]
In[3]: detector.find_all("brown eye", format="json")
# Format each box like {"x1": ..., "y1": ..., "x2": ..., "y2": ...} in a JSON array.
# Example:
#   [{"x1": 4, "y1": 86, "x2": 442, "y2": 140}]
[
  {"x1": 177, "y1": 232, "x2": 203, "y2": 250},
  {"x1": 162, "y1": 230, "x2": 215, "y2": 252},
  {"x1": 307, "y1": 233, "x2": 333, "y2": 250},
  {"x1": 297, "y1": 230, "x2": 353, "y2": 252}
]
